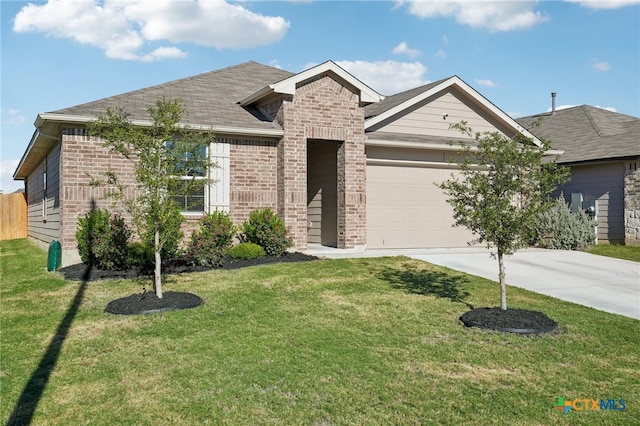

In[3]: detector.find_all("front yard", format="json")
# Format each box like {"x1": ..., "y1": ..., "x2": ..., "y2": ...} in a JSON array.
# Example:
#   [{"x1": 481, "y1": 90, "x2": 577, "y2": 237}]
[{"x1": 1, "y1": 239, "x2": 638, "y2": 425}]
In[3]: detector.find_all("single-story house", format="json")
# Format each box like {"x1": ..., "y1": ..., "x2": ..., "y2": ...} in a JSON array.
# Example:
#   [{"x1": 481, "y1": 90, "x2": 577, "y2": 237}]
[
  {"x1": 14, "y1": 60, "x2": 551, "y2": 266},
  {"x1": 517, "y1": 105, "x2": 640, "y2": 245}
]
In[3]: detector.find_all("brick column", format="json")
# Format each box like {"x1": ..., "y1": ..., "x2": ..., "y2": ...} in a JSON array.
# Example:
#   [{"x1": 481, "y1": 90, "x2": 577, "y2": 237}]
[{"x1": 277, "y1": 75, "x2": 367, "y2": 250}]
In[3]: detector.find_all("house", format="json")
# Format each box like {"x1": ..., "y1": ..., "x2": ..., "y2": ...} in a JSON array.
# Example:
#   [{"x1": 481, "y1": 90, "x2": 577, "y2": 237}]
[
  {"x1": 517, "y1": 104, "x2": 640, "y2": 246},
  {"x1": 13, "y1": 60, "x2": 548, "y2": 266}
]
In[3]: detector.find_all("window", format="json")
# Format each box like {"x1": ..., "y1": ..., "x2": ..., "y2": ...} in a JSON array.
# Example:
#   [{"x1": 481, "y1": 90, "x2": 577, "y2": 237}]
[{"x1": 167, "y1": 142, "x2": 207, "y2": 213}]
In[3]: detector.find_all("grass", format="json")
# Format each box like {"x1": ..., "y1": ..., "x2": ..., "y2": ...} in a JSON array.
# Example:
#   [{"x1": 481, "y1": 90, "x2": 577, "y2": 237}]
[
  {"x1": 582, "y1": 244, "x2": 640, "y2": 263},
  {"x1": 1, "y1": 238, "x2": 638, "y2": 425}
]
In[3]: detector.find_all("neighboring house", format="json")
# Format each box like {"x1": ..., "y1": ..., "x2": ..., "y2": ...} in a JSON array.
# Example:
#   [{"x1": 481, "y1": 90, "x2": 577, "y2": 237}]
[
  {"x1": 14, "y1": 60, "x2": 547, "y2": 265},
  {"x1": 517, "y1": 105, "x2": 640, "y2": 246}
]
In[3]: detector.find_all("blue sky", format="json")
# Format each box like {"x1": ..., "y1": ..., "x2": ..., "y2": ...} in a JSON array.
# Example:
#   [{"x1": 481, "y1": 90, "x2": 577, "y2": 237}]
[{"x1": 1, "y1": 0, "x2": 639, "y2": 192}]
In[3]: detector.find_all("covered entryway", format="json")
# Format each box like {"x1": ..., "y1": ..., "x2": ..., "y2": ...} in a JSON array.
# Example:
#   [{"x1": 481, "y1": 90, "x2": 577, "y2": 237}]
[
  {"x1": 307, "y1": 140, "x2": 340, "y2": 247},
  {"x1": 366, "y1": 162, "x2": 474, "y2": 248}
]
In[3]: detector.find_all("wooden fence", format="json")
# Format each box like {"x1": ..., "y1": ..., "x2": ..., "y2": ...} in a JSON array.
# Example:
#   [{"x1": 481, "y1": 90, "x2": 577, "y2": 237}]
[{"x1": 0, "y1": 193, "x2": 27, "y2": 241}]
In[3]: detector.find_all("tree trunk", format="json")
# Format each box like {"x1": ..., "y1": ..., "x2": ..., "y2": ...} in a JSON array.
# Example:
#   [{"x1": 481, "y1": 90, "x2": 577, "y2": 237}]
[
  {"x1": 497, "y1": 246, "x2": 507, "y2": 310},
  {"x1": 154, "y1": 229, "x2": 163, "y2": 299}
]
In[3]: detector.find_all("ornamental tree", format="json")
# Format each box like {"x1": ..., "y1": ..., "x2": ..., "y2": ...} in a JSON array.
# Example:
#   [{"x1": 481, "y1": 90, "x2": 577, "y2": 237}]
[
  {"x1": 437, "y1": 122, "x2": 569, "y2": 310},
  {"x1": 87, "y1": 98, "x2": 215, "y2": 298}
]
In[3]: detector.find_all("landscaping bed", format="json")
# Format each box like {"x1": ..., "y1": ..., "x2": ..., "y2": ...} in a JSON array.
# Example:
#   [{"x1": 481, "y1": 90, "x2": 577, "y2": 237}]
[{"x1": 59, "y1": 251, "x2": 319, "y2": 282}]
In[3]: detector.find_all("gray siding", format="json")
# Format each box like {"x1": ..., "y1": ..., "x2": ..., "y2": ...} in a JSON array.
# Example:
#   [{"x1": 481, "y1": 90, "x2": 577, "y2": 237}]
[
  {"x1": 307, "y1": 140, "x2": 339, "y2": 246},
  {"x1": 26, "y1": 142, "x2": 61, "y2": 245},
  {"x1": 555, "y1": 162, "x2": 625, "y2": 243}
]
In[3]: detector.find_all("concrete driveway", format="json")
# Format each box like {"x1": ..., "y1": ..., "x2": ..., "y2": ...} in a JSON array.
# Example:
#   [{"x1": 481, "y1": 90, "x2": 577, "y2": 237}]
[{"x1": 305, "y1": 246, "x2": 640, "y2": 320}]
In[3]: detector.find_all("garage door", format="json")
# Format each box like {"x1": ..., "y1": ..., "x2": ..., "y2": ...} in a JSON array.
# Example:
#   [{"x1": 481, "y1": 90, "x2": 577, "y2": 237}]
[{"x1": 367, "y1": 164, "x2": 474, "y2": 248}]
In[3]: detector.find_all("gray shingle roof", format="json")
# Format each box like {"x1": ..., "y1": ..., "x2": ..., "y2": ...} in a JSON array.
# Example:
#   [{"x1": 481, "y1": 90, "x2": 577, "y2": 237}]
[
  {"x1": 516, "y1": 106, "x2": 640, "y2": 164},
  {"x1": 52, "y1": 61, "x2": 294, "y2": 131}
]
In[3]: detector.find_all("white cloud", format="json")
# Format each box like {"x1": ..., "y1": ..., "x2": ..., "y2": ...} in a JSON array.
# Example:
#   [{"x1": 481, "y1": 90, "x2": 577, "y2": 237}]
[
  {"x1": 434, "y1": 49, "x2": 447, "y2": 58},
  {"x1": 596, "y1": 105, "x2": 617, "y2": 112},
  {"x1": 397, "y1": 0, "x2": 549, "y2": 31},
  {"x1": 392, "y1": 41, "x2": 421, "y2": 59},
  {"x1": 335, "y1": 60, "x2": 430, "y2": 95},
  {"x1": 0, "y1": 159, "x2": 23, "y2": 193},
  {"x1": 590, "y1": 60, "x2": 611, "y2": 71},
  {"x1": 13, "y1": 0, "x2": 290, "y2": 61},
  {"x1": 565, "y1": 0, "x2": 640, "y2": 9},
  {"x1": 547, "y1": 104, "x2": 576, "y2": 112},
  {"x1": 475, "y1": 78, "x2": 497, "y2": 87},
  {"x1": 2, "y1": 109, "x2": 27, "y2": 126}
]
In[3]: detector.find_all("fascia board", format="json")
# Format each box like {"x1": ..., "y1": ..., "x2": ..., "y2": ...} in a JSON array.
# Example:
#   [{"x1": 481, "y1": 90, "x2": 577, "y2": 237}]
[
  {"x1": 239, "y1": 84, "x2": 276, "y2": 106},
  {"x1": 364, "y1": 76, "x2": 543, "y2": 147},
  {"x1": 241, "y1": 61, "x2": 383, "y2": 106},
  {"x1": 36, "y1": 113, "x2": 284, "y2": 138}
]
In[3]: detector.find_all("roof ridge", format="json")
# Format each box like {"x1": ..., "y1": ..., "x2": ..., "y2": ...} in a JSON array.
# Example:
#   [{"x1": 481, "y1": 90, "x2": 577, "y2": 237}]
[{"x1": 582, "y1": 105, "x2": 604, "y2": 137}]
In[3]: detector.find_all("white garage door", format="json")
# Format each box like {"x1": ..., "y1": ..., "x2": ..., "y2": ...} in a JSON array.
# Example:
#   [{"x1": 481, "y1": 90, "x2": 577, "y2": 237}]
[{"x1": 367, "y1": 164, "x2": 474, "y2": 248}]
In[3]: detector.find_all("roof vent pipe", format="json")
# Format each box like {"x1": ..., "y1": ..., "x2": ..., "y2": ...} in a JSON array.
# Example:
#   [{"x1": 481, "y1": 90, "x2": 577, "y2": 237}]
[{"x1": 551, "y1": 92, "x2": 557, "y2": 115}]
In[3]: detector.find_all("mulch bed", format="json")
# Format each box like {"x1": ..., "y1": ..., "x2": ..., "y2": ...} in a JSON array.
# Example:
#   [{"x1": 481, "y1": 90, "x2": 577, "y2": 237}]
[
  {"x1": 105, "y1": 291, "x2": 204, "y2": 315},
  {"x1": 59, "y1": 252, "x2": 319, "y2": 315},
  {"x1": 459, "y1": 307, "x2": 558, "y2": 334},
  {"x1": 59, "y1": 252, "x2": 319, "y2": 282}
]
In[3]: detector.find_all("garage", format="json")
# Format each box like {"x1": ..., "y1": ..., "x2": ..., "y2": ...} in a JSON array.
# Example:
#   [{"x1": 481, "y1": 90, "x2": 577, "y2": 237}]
[{"x1": 366, "y1": 161, "x2": 475, "y2": 249}]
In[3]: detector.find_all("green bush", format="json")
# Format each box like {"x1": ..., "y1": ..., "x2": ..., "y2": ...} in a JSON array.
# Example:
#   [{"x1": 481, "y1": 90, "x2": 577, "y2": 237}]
[
  {"x1": 228, "y1": 242, "x2": 266, "y2": 260},
  {"x1": 143, "y1": 206, "x2": 184, "y2": 260},
  {"x1": 76, "y1": 209, "x2": 131, "y2": 269},
  {"x1": 534, "y1": 195, "x2": 597, "y2": 250},
  {"x1": 240, "y1": 207, "x2": 293, "y2": 256},
  {"x1": 127, "y1": 241, "x2": 154, "y2": 268},
  {"x1": 185, "y1": 210, "x2": 237, "y2": 267}
]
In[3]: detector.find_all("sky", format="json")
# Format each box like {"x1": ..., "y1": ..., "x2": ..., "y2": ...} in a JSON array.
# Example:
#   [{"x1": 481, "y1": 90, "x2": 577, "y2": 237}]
[{"x1": 1, "y1": 0, "x2": 639, "y2": 193}]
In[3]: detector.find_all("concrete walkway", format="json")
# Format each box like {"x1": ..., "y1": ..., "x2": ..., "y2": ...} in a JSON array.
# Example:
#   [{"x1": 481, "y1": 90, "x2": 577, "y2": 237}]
[{"x1": 304, "y1": 246, "x2": 640, "y2": 320}]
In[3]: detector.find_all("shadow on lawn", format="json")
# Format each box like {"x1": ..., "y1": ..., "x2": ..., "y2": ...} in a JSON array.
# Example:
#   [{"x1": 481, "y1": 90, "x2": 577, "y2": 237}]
[
  {"x1": 379, "y1": 263, "x2": 474, "y2": 309},
  {"x1": 6, "y1": 268, "x2": 90, "y2": 426},
  {"x1": 6, "y1": 199, "x2": 97, "y2": 426}
]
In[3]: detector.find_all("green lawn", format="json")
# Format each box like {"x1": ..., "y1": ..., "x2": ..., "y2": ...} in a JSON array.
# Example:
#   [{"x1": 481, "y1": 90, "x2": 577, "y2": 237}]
[
  {"x1": 583, "y1": 244, "x2": 640, "y2": 263},
  {"x1": 1, "y1": 239, "x2": 638, "y2": 425}
]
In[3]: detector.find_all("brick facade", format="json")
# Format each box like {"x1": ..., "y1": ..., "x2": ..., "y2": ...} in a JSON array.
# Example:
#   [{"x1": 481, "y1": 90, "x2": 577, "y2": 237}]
[
  {"x1": 59, "y1": 130, "x2": 138, "y2": 264},
  {"x1": 39, "y1": 74, "x2": 370, "y2": 263},
  {"x1": 624, "y1": 160, "x2": 640, "y2": 246},
  {"x1": 228, "y1": 138, "x2": 278, "y2": 223},
  {"x1": 275, "y1": 75, "x2": 366, "y2": 249}
]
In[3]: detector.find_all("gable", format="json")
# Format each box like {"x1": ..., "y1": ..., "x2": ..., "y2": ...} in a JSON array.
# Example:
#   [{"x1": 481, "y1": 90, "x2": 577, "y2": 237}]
[
  {"x1": 370, "y1": 90, "x2": 508, "y2": 140},
  {"x1": 365, "y1": 76, "x2": 540, "y2": 146}
]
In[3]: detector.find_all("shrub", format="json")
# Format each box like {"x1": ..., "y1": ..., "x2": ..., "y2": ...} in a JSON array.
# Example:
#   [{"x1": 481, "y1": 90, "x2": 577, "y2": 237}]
[
  {"x1": 77, "y1": 208, "x2": 110, "y2": 266},
  {"x1": 127, "y1": 241, "x2": 154, "y2": 268},
  {"x1": 228, "y1": 242, "x2": 266, "y2": 260},
  {"x1": 184, "y1": 211, "x2": 237, "y2": 267},
  {"x1": 240, "y1": 207, "x2": 293, "y2": 256},
  {"x1": 534, "y1": 195, "x2": 597, "y2": 250},
  {"x1": 143, "y1": 206, "x2": 184, "y2": 260},
  {"x1": 76, "y1": 209, "x2": 131, "y2": 269}
]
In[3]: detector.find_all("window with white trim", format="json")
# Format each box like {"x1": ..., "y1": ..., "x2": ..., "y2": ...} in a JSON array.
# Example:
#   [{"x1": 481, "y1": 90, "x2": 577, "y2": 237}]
[{"x1": 167, "y1": 142, "x2": 207, "y2": 213}]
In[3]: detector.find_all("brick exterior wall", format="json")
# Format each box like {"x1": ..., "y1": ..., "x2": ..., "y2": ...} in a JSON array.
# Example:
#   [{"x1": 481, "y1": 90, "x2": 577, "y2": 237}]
[
  {"x1": 52, "y1": 74, "x2": 368, "y2": 262},
  {"x1": 275, "y1": 75, "x2": 367, "y2": 249},
  {"x1": 228, "y1": 138, "x2": 278, "y2": 223},
  {"x1": 624, "y1": 160, "x2": 640, "y2": 246},
  {"x1": 59, "y1": 129, "x2": 138, "y2": 264}
]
